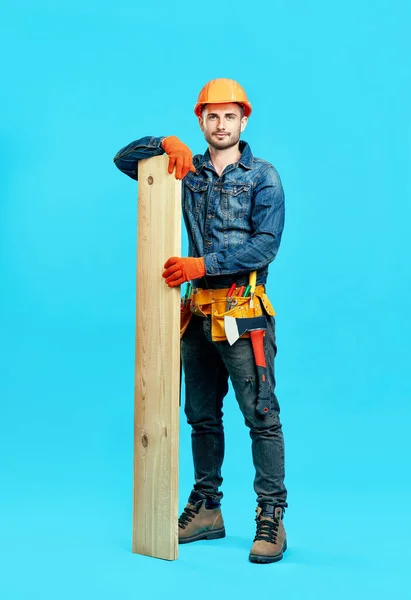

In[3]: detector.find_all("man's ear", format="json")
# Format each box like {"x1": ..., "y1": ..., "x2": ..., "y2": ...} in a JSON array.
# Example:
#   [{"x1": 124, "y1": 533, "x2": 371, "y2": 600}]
[
  {"x1": 198, "y1": 116, "x2": 205, "y2": 132},
  {"x1": 240, "y1": 116, "x2": 248, "y2": 133}
]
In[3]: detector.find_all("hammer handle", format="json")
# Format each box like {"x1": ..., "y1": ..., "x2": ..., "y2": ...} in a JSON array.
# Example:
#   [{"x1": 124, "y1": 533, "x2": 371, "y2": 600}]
[{"x1": 250, "y1": 330, "x2": 271, "y2": 416}]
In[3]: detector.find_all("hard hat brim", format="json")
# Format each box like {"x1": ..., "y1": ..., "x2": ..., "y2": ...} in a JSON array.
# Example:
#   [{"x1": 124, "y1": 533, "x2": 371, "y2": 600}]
[{"x1": 194, "y1": 101, "x2": 252, "y2": 118}]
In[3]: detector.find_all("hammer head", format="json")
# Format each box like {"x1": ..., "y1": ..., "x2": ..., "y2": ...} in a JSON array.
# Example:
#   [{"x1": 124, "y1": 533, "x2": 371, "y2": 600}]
[{"x1": 224, "y1": 315, "x2": 267, "y2": 346}]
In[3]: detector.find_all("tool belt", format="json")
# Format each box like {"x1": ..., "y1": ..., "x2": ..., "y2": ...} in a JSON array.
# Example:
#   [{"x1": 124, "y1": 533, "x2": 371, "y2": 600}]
[{"x1": 180, "y1": 285, "x2": 275, "y2": 342}]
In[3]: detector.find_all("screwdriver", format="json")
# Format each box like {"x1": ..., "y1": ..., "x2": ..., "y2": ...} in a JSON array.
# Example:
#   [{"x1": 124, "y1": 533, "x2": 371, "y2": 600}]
[
  {"x1": 249, "y1": 271, "x2": 257, "y2": 307},
  {"x1": 182, "y1": 282, "x2": 192, "y2": 308}
]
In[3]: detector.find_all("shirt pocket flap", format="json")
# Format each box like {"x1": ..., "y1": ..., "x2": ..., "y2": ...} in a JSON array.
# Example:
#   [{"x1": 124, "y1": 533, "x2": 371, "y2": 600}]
[
  {"x1": 184, "y1": 179, "x2": 208, "y2": 193},
  {"x1": 222, "y1": 184, "x2": 251, "y2": 196}
]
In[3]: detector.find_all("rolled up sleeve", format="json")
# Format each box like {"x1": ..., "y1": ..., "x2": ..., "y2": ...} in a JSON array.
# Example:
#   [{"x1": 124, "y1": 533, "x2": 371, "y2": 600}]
[{"x1": 113, "y1": 136, "x2": 166, "y2": 180}]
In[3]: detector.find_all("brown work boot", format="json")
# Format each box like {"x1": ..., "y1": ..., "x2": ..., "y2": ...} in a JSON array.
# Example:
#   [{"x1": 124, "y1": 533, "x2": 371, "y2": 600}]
[
  {"x1": 178, "y1": 491, "x2": 226, "y2": 544},
  {"x1": 249, "y1": 505, "x2": 287, "y2": 563}
]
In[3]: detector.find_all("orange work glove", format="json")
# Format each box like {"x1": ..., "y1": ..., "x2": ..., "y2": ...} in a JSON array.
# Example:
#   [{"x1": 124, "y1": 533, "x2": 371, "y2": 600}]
[
  {"x1": 162, "y1": 257, "x2": 206, "y2": 287},
  {"x1": 161, "y1": 136, "x2": 196, "y2": 180}
]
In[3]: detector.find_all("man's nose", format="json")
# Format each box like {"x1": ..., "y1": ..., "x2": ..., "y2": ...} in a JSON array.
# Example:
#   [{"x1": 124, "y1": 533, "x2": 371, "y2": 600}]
[{"x1": 217, "y1": 119, "x2": 225, "y2": 130}]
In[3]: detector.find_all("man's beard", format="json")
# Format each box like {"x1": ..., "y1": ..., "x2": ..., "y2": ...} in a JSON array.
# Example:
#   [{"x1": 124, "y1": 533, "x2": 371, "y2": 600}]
[{"x1": 204, "y1": 128, "x2": 241, "y2": 150}]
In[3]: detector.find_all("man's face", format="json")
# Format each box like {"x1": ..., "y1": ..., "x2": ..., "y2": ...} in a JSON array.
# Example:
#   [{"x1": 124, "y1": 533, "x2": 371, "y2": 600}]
[{"x1": 198, "y1": 103, "x2": 248, "y2": 150}]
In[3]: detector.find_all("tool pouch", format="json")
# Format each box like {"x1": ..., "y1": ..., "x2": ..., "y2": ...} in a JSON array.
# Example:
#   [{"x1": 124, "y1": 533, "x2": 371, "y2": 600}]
[
  {"x1": 180, "y1": 306, "x2": 193, "y2": 338},
  {"x1": 211, "y1": 290, "x2": 275, "y2": 342},
  {"x1": 181, "y1": 286, "x2": 275, "y2": 342}
]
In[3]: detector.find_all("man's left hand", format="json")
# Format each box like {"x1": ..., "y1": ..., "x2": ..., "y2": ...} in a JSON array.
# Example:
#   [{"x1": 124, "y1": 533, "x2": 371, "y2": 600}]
[{"x1": 162, "y1": 256, "x2": 206, "y2": 287}]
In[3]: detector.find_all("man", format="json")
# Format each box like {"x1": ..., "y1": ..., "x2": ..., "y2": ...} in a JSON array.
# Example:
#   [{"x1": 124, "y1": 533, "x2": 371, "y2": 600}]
[{"x1": 114, "y1": 78, "x2": 287, "y2": 564}]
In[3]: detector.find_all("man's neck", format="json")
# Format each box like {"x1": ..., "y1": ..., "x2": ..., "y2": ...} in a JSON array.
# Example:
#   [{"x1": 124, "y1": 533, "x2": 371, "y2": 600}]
[{"x1": 208, "y1": 144, "x2": 242, "y2": 177}]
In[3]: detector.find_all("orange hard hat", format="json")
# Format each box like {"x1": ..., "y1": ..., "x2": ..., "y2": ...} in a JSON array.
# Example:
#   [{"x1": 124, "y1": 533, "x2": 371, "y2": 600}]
[{"x1": 194, "y1": 78, "x2": 252, "y2": 117}]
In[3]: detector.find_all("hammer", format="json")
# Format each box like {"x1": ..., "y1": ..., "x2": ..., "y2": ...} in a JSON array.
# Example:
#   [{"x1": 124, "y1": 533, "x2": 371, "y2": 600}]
[{"x1": 224, "y1": 315, "x2": 271, "y2": 416}]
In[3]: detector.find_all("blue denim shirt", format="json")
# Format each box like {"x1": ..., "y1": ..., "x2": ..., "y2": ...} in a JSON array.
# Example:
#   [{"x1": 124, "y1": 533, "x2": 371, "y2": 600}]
[{"x1": 114, "y1": 136, "x2": 285, "y2": 289}]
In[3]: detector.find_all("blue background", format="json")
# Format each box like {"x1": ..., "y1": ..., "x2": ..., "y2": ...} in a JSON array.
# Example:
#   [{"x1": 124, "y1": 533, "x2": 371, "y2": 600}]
[{"x1": 1, "y1": 1, "x2": 410, "y2": 598}]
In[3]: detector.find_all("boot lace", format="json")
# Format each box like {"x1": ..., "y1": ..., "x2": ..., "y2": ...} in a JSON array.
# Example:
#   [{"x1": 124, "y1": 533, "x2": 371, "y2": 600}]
[
  {"x1": 254, "y1": 514, "x2": 280, "y2": 544},
  {"x1": 178, "y1": 504, "x2": 200, "y2": 529}
]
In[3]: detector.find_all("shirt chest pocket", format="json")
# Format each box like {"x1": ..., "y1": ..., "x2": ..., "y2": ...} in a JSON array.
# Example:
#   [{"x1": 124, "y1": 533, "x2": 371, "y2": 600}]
[
  {"x1": 221, "y1": 183, "x2": 252, "y2": 220},
  {"x1": 184, "y1": 179, "x2": 208, "y2": 215}
]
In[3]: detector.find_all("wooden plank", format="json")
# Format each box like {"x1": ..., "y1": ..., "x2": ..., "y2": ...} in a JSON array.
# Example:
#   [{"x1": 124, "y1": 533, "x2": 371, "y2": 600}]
[{"x1": 132, "y1": 154, "x2": 181, "y2": 560}]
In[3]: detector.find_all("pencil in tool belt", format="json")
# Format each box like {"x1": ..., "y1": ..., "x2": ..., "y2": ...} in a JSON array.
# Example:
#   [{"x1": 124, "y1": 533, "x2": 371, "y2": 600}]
[
  {"x1": 243, "y1": 284, "x2": 251, "y2": 297},
  {"x1": 237, "y1": 285, "x2": 245, "y2": 297},
  {"x1": 226, "y1": 283, "x2": 237, "y2": 311}
]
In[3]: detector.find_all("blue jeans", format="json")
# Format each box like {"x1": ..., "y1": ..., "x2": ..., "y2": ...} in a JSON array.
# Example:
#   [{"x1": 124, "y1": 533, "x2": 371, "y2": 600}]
[{"x1": 181, "y1": 314, "x2": 288, "y2": 508}]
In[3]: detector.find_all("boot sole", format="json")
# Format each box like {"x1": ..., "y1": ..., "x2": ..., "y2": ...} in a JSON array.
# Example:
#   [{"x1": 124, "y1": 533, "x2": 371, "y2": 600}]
[
  {"x1": 179, "y1": 527, "x2": 226, "y2": 545},
  {"x1": 249, "y1": 539, "x2": 287, "y2": 564}
]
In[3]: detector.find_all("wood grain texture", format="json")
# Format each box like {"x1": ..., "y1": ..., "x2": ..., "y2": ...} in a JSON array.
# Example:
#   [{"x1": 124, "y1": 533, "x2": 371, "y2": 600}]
[{"x1": 132, "y1": 154, "x2": 181, "y2": 560}]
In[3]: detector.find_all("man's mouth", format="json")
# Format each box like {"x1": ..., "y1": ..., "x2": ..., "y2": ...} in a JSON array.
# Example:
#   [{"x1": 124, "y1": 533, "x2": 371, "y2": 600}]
[{"x1": 215, "y1": 133, "x2": 228, "y2": 138}]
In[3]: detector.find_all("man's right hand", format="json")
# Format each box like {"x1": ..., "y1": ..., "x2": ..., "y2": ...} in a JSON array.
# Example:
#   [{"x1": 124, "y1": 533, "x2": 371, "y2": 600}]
[{"x1": 161, "y1": 136, "x2": 196, "y2": 180}]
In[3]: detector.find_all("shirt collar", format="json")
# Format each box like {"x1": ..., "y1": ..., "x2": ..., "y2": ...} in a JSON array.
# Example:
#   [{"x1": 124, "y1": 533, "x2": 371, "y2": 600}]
[{"x1": 196, "y1": 140, "x2": 253, "y2": 173}]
